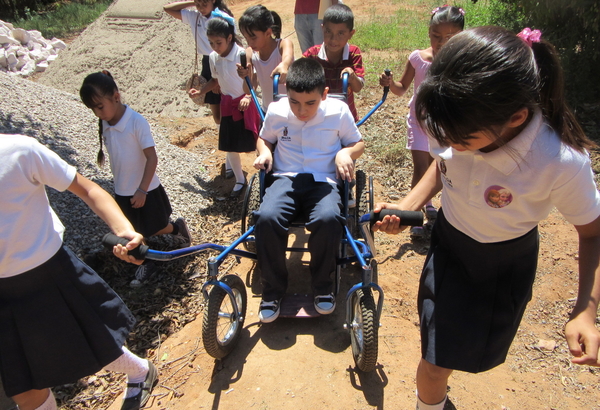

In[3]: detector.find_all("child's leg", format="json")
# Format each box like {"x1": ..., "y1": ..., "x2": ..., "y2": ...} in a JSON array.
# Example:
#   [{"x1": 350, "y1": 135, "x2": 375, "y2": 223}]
[
  {"x1": 227, "y1": 152, "x2": 246, "y2": 194},
  {"x1": 210, "y1": 104, "x2": 221, "y2": 125},
  {"x1": 254, "y1": 176, "x2": 297, "y2": 301},
  {"x1": 305, "y1": 181, "x2": 345, "y2": 296},
  {"x1": 11, "y1": 389, "x2": 55, "y2": 410},
  {"x1": 103, "y1": 346, "x2": 151, "y2": 399},
  {"x1": 415, "y1": 358, "x2": 452, "y2": 409}
]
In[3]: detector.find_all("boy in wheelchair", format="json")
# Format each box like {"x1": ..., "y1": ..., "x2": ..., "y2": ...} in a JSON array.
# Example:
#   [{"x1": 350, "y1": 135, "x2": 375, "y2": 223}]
[{"x1": 253, "y1": 58, "x2": 364, "y2": 323}]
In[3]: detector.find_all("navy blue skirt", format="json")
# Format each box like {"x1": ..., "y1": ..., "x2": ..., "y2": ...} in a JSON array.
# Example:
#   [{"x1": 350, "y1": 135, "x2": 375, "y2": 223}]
[
  {"x1": 418, "y1": 209, "x2": 539, "y2": 373},
  {"x1": 201, "y1": 55, "x2": 221, "y2": 105},
  {"x1": 115, "y1": 184, "x2": 172, "y2": 238},
  {"x1": 0, "y1": 246, "x2": 135, "y2": 396}
]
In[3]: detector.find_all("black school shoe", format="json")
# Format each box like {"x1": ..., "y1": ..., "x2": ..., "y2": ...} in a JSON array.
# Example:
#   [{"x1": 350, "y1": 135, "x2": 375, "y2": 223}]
[{"x1": 121, "y1": 360, "x2": 158, "y2": 410}]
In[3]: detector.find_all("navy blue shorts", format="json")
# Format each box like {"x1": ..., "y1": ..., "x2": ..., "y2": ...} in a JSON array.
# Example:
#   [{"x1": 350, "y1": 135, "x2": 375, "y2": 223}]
[
  {"x1": 0, "y1": 246, "x2": 135, "y2": 396},
  {"x1": 115, "y1": 184, "x2": 172, "y2": 238},
  {"x1": 418, "y1": 209, "x2": 539, "y2": 373}
]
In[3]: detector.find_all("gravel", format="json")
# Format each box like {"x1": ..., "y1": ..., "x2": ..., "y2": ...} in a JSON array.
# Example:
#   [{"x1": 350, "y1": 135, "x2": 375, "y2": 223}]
[{"x1": 0, "y1": 72, "x2": 212, "y2": 256}]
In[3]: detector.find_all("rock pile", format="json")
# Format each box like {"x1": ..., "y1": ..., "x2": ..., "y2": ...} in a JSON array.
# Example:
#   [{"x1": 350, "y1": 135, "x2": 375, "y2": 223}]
[{"x1": 0, "y1": 20, "x2": 66, "y2": 76}]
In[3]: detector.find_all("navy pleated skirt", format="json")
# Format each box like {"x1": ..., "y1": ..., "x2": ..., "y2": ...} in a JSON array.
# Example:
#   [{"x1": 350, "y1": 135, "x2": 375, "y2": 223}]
[
  {"x1": 418, "y1": 209, "x2": 539, "y2": 373},
  {"x1": 0, "y1": 246, "x2": 135, "y2": 396}
]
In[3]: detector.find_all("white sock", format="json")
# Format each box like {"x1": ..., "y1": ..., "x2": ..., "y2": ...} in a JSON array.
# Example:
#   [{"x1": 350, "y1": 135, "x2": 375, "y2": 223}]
[
  {"x1": 34, "y1": 390, "x2": 57, "y2": 410},
  {"x1": 226, "y1": 152, "x2": 245, "y2": 187},
  {"x1": 416, "y1": 391, "x2": 447, "y2": 410},
  {"x1": 225, "y1": 154, "x2": 231, "y2": 171},
  {"x1": 103, "y1": 346, "x2": 149, "y2": 398}
]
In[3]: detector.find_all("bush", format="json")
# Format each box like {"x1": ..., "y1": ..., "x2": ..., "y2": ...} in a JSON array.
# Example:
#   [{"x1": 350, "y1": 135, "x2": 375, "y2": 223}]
[{"x1": 490, "y1": 0, "x2": 599, "y2": 108}]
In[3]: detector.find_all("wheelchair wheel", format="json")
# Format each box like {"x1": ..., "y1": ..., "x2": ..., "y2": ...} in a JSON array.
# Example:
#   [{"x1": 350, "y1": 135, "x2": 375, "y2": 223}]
[
  {"x1": 202, "y1": 274, "x2": 247, "y2": 359},
  {"x1": 349, "y1": 287, "x2": 378, "y2": 372},
  {"x1": 241, "y1": 173, "x2": 261, "y2": 252},
  {"x1": 354, "y1": 170, "x2": 373, "y2": 236}
]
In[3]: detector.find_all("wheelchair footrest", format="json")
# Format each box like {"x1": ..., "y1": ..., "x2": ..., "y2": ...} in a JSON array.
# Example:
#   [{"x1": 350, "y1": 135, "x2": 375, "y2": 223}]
[{"x1": 279, "y1": 293, "x2": 320, "y2": 318}]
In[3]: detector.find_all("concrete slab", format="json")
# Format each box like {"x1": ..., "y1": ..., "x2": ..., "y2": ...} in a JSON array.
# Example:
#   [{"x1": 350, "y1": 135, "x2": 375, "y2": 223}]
[{"x1": 106, "y1": 0, "x2": 166, "y2": 19}]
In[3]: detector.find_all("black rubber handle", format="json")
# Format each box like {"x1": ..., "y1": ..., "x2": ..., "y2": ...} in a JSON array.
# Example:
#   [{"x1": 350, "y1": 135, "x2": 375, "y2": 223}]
[
  {"x1": 370, "y1": 210, "x2": 423, "y2": 227},
  {"x1": 102, "y1": 233, "x2": 148, "y2": 260},
  {"x1": 384, "y1": 69, "x2": 391, "y2": 93},
  {"x1": 240, "y1": 51, "x2": 247, "y2": 68}
]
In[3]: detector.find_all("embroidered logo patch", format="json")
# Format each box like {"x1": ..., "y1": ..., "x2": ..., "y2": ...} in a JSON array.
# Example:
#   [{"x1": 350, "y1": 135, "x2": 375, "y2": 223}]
[
  {"x1": 485, "y1": 185, "x2": 512, "y2": 208},
  {"x1": 280, "y1": 126, "x2": 291, "y2": 141},
  {"x1": 439, "y1": 159, "x2": 453, "y2": 187}
]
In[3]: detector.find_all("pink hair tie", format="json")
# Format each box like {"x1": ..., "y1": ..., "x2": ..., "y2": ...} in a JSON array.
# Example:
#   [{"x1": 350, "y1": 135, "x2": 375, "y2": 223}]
[
  {"x1": 431, "y1": 6, "x2": 441, "y2": 15},
  {"x1": 517, "y1": 27, "x2": 542, "y2": 47},
  {"x1": 458, "y1": 7, "x2": 465, "y2": 15}
]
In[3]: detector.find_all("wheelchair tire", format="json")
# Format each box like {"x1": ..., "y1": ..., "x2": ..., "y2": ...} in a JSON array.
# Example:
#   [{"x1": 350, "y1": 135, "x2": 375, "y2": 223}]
[
  {"x1": 202, "y1": 274, "x2": 247, "y2": 359},
  {"x1": 355, "y1": 170, "x2": 374, "y2": 236},
  {"x1": 350, "y1": 287, "x2": 378, "y2": 372},
  {"x1": 241, "y1": 173, "x2": 261, "y2": 252}
]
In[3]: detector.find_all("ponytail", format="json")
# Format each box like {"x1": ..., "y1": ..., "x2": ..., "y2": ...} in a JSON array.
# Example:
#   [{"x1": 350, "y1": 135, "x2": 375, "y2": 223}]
[
  {"x1": 531, "y1": 41, "x2": 594, "y2": 151},
  {"x1": 271, "y1": 11, "x2": 282, "y2": 39},
  {"x1": 214, "y1": 0, "x2": 233, "y2": 17}
]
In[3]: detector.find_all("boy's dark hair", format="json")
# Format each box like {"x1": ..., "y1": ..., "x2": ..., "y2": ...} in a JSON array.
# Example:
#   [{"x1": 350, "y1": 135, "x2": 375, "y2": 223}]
[
  {"x1": 430, "y1": 5, "x2": 465, "y2": 30},
  {"x1": 323, "y1": 4, "x2": 354, "y2": 31},
  {"x1": 79, "y1": 71, "x2": 119, "y2": 167},
  {"x1": 239, "y1": 5, "x2": 282, "y2": 39},
  {"x1": 415, "y1": 26, "x2": 593, "y2": 152},
  {"x1": 286, "y1": 58, "x2": 326, "y2": 94},
  {"x1": 207, "y1": 16, "x2": 242, "y2": 45}
]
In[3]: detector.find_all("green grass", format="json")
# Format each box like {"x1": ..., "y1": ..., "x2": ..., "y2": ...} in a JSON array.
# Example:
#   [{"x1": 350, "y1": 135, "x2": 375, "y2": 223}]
[{"x1": 10, "y1": 0, "x2": 112, "y2": 39}]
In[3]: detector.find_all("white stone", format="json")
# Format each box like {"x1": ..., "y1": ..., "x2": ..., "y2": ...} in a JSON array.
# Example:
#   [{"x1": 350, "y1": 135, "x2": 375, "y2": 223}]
[
  {"x1": 50, "y1": 38, "x2": 66, "y2": 50},
  {"x1": 20, "y1": 59, "x2": 36, "y2": 76},
  {"x1": 11, "y1": 28, "x2": 30, "y2": 45},
  {"x1": 35, "y1": 61, "x2": 49, "y2": 72},
  {"x1": 0, "y1": 34, "x2": 19, "y2": 45},
  {"x1": 0, "y1": 20, "x2": 15, "y2": 30}
]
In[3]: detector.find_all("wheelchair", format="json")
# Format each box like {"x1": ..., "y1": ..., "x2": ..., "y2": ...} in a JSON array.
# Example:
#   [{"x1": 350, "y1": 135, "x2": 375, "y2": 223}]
[{"x1": 103, "y1": 67, "x2": 422, "y2": 372}]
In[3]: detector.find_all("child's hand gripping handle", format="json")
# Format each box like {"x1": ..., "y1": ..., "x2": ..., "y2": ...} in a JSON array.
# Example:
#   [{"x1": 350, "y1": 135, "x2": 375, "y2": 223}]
[
  {"x1": 102, "y1": 233, "x2": 148, "y2": 260},
  {"x1": 370, "y1": 210, "x2": 423, "y2": 229},
  {"x1": 383, "y1": 69, "x2": 391, "y2": 93},
  {"x1": 240, "y1": 51, "x2": 247, "y2": 68}
]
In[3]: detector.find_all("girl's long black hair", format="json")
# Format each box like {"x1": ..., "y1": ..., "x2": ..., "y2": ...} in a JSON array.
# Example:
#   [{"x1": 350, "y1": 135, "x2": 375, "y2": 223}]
[
  {"x1": 207, "y1": 16, "x2": 242, "y2": 45},
  {"x1": 238, "y1": 5, "x2": 282, "y2": 39},
  {"x1": 79, "y1": 70, "x2": 119, "y2": 167},
  {"x1": 416, "y1": 26, "x2": 593, "y2": 152}
]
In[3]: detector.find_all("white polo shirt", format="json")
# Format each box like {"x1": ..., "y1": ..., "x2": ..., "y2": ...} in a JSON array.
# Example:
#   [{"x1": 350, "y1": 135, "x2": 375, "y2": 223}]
[
  {"x1": 432, "y1": 109, "x2": 600, "y2": 243},
  {"x1": 0, "y1": 134, "x2": 76, "y2": 277},
  {"x1": 260, "y1": 97, "x2": 362, "y2": 184},
  {"x1": 209, "y1": 42, "x2": 245, "y2": 98},
  {"x1": 102, "y1": 106, "x2": 160, "y2": 196},
  {"x1": 181, "y1": 8, "x2": 215, "y2": 56}
]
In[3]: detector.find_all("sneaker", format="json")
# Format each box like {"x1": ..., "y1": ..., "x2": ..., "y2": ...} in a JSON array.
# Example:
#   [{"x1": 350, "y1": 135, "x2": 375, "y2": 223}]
[
  {"x1": 258, "y1": 299, "x2": 281, "y2": 323},
  {"x1": 409, "y1": 226, "x2": 425, "y2": 238},
  {"x1": 424, "y1": 204, "x2": 438, "y2": 220},
  {"x1": 173, "y1": 217, "x2": 192, "y2": 247},
  {"x1": 130, "y1": 261, "x2": 157, "y2": 288},
  {"x1": 314, "y1": 293, "x2": 336, "y2": 315}
]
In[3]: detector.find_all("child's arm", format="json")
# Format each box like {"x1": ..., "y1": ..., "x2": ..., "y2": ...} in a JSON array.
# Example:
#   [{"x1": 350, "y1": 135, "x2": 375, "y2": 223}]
[
  {"x1": 272, "y1": 38, "x2": 295, "y2": 84},
  {"x1": 335, "y1": 140, "x2": 365, "y2": 182},
  {"x1": 67, "y1": 173, "x2": 144, "y2": 264},
  {"x1": 254, "y1": 138, "x2": 274, "y2": 173},
  {"x1": 379, "y1": 59, "x2": 415, "y2": 97},
  {"x1": 372, "y1": 161, "x2": 442, "y2": 234},
  {"x1": 565, "y1": 215, "x2": 600, "y2": 366},
  {"x1": 163, "y1": 1, "x2": 195, "y2": 20},
  {"x1": 191, "y1": 78, "x2": 219, "y2": 98},
  {"x1": 341, "y1": 67, "x2": 364, "y2": 93},
  {"x1": 131, "y1": 146, "x2": 158, "y2": 209}
]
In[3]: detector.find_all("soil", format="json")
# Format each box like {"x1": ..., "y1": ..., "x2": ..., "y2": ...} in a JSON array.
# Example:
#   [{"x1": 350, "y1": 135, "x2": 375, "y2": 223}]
[{"x1": 26, "y1": 0, "x2": 600, "y2": 409}]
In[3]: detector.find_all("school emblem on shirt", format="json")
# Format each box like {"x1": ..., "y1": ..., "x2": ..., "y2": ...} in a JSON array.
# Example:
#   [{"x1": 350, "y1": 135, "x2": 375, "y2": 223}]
[
  {"x1": 485, "y1": 185, "x2": 513, "y2": 208},
  {"x1": 280, "y1": 126, "x2": 291, "y2": 142},
  {"x1": 439, "y1": 159, "x2": 453, "y2": 187}
]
